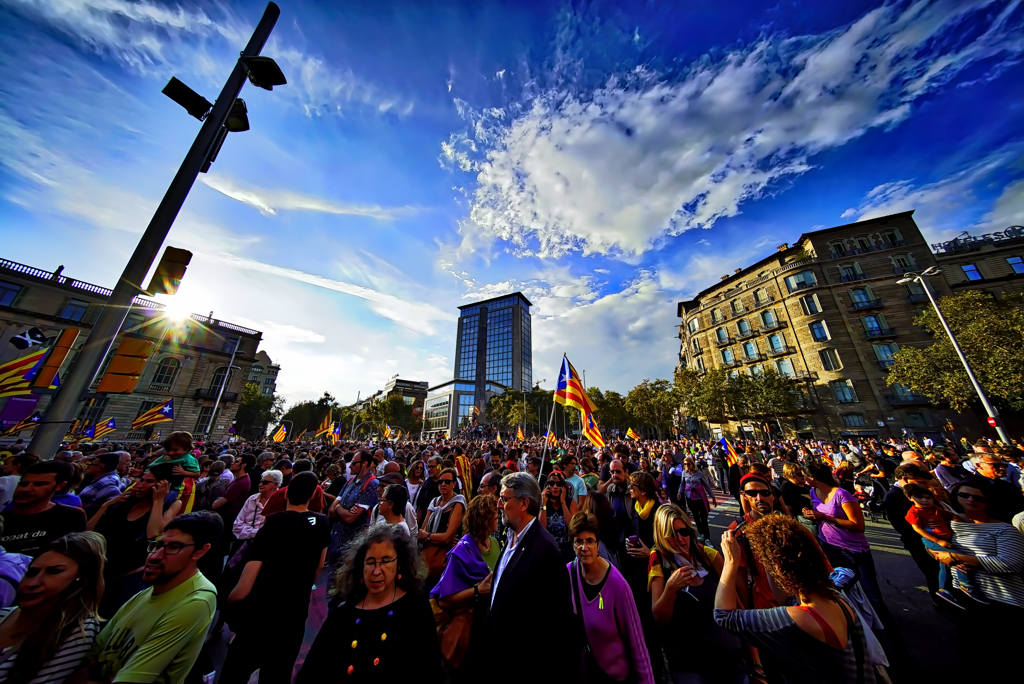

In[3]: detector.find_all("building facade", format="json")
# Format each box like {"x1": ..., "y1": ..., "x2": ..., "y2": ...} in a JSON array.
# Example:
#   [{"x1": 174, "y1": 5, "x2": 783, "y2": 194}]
[
  {"x1": 0, "y1": 257, "x2": 267, "y2": 444},
  {"x1": 248, "y1": 350, "x2": 280, "y2": 397},
  {"x1": 932, "y1": 226, "x2": 1024, "y2": 297},
  {"x1": 676, "y1": 211, "x2": 978, "y2": 442},
  {"x1": 424, "y1": 292, "x2": 532, "y2": 437}
]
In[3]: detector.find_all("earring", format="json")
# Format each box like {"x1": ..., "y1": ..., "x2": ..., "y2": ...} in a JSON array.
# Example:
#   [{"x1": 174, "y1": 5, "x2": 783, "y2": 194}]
[{"x1": 397, "y1": 573, "x2": 401, "y2": 579}]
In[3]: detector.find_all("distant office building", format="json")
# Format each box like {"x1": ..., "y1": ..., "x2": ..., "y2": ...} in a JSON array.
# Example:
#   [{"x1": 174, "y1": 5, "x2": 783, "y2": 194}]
[
  {"x1": 424, "y1": 292, "x2": 533, "y2": 437},
  {"x1": 248, "y1": 350, "x2": 280, "y2": 396}
]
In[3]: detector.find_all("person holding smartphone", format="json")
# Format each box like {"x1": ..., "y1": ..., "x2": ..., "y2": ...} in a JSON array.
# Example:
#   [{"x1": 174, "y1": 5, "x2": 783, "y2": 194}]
[{"x1": 539, "y1": 471, "x2": 577, "y2": 562}]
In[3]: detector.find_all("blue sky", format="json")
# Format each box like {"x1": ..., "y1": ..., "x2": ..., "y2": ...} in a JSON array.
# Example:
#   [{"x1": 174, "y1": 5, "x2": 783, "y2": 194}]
[{"x1": 1, "y1": 0, "x2": 1022, "y2": 406}]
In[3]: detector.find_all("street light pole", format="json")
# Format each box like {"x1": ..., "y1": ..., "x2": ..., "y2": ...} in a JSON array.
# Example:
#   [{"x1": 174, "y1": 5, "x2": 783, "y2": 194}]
[
  {"x1": 28, "y1": 3, "x2": 282, "y2": 459},
  {"x1": 898, "y1": 267, "x2": 1010, "y2": 444},
  {"x1": 204, "y1": 339, "x2": 240, "y2": 441}
]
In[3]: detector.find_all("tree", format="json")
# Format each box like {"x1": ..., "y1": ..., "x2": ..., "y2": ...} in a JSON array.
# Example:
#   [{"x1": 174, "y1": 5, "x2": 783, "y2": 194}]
[
  {"x1": 281, "y1": 391, "x2": 340, "y2": 437},
  {"x1": 589, "y1": 387, "x2": 629, "y2": 432},
  {"x1": 625, "y1": 379, "x2": 674, "y2": 438},
  {"x1": 887, "y1": 291, "x2": 1024, "y2": 411},
  {"x1": 234, "y1": 383, "x2": 283, "y2": 439}
]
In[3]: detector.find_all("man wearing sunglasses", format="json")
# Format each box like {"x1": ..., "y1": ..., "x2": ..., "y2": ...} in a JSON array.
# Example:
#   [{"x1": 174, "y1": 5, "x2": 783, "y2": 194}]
[
  {"x1": 968, "y1": 452, "x2": 1024, "y2": 522},
  {"x1": 328, "y1": 451, "x2": 380, "y2": 565},
  {"x1": 726, "y1": 473, "x2": 786, "y2": 610},
  {"x1": 82, "y1": 511, "x2": 222, "y2": 684}
]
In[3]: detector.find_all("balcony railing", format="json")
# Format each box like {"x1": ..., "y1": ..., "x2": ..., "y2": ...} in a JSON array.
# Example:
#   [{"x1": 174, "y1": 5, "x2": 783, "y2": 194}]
[
  {"x1": 742, "y1": 353, "x2": 766, "y2": 363},
  {"x1": 760, "y1": 319, "x2": 786, "y2": 332},
  {"x1": 767, "y1": 345, "x2": 796, "y2": 357},
  {"x1": 787, "y1": 370, "x2": 818, "y2": 381},
  {"x1": 907, "y1": 293, "x2": 929, "y2": 303},
  {"x1": 892, "y1": 266, "x2": 916, "y2": 275},
  {"x1": 850, "y1": 299, "x2": 884, "y2": 310},
  {"x1": 736, "y1": 327, "x2": 760, "y2": 339},
  {"x1": 714, "y1": 336, "x2": 734, "y2": 347},
  {"x1": 840, "y1": 273, "x2": 868, "y2": 282},
  {"x1": 864, "y1": 328, "x2": 898, "y2": 339},
  {"x1": 878, "y1": 359, "x2": 896, "y2": 370},
  {"x1": 727, "y1": 307, "x2": 746, "y2": 318},
  {"x1": 886, "y1": 393, "x2": 931, "y2": 405},
  {"x1": 786, "y1": 281, "x2": 816, "y2": 293},
  {"x1": 828, "y1": 240, "x2": 909, "y2": 258},
  {"x1": 751, "y1": 295, "x2": 774, "y2": 308},
  {"x1": 720, "y1": 358, "x2": 742, "y2": 367},
  {"x1": 148, "y1": 382, "x2": 174, "y2": 393},
  {"x1": 194, "y1": 388, "x2": 239, "y2": 402}
]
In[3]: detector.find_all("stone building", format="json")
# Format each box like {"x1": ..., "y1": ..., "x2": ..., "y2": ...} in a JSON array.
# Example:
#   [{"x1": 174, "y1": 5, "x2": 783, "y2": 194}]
[
  {"x1": 676, "y1": 211, "x2": 977, "y2": 442},
  {"x1": 248, "y1": 350, "x2": 280, "y2": 397},
  {"x1": 932, "y1": 225, "x2": 1024, "y2": 297},
  {"x1": 0, "y1": 257, "x2": 266, "y2": 443}
]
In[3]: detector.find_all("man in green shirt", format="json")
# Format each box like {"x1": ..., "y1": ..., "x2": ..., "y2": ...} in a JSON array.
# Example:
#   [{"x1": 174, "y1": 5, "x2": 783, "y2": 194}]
[{"x1": 79, "y1": 511, "x2": 223, "y2": 684}]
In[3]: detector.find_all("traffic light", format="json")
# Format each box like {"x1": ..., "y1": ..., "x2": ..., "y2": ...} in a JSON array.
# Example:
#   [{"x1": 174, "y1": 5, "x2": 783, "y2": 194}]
[
  {"x1": 31, "y1": 328, "x2": 80, "y2": 388},
  {"x1": 146, "y1": 247, "x2": 192, "y2": 296},
  {"x1": 96, "y1": 336, "x2": 156, "y2": 393}
]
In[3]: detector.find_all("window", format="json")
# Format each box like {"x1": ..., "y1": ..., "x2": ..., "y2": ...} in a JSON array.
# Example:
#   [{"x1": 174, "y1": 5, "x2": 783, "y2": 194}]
[
  {"x1": 711, "y1": 309, "x2": 724, "y2": 323},
  {"x1": 839, "y1": 262, "x2": 864, "y2": 281},
  {"x1": 688, "y1": 319, "x2": 699, "y2": 333},
  {"x1": 194, "y1": 406, "x2": 214, "y2": 434},
  {"x1": 809, "y1": 321, "x2": 830, "y2": 342},
  {"x1": 695, "y1": 357, "x2": 705, "y2": 373},
  {"x1": 754, "y1": 288, "x2": 771, "y2": 305},
  {"x1": 829, "y1": 241, "x2": 847, "y2": 257},
  {"x1": 892, "y1": 253, "x2": 914, "y2": 270},
  {"x1": 743, "y1": 341, "x2": 758, "y2": 359},
  {"x1": 784, "y1": 270, "x2": 816, "y2": 292},
  {"x1": 264, "y1": 378, "x2": 274, "y2": 385},
  {"x1": 251, "y1": 365, "x2": 264, "y2": 374},
  {"x1": 891, "y1": 383, "x2": 916, "y2": 399},
  {"x1": 210, "y1": 367, "x2": 229, "y2": 391},
  {"x1": 800, "y1": 294, "x2": 821, "y2": 315},
  {"x1": 222, "y1": 336, "x2": 240, "y2": 354},
  {"x1": 775, "y1": 359, "x2": 793, "y2": 377},
  {"x1": 850, "y1": 287, "x2": 872, "y2": 303},
  {"x1": 150, "y1": 357, "x2": 180, "y2": 388},
  {"x1": 751, "y1": 364, "x2": 763, "y2": 376},
  {"x1": 691, "y1": 338, "x2": 702, "y2": 354},
  {"x1": 873, "y1": 343, "x2": 899, "y2": 362},
  {"x1": 767, "y1": 334, "x2": 785, "y2": 353},
  {"x1": 263, "y1": 387, "x2": 273, "y2": 395},
  {"x1": 818, "y1": 349, "x2": 841, "y2": 371},
  {"x1": 731, "y1": 300, "x2": 744, "y2": 314},
  {"x1": 716, "y1": 328, "x2": 728, "y2": 343},
  {"x1": 736, "y1": 319, "x2": 751, "y2": 336},
  {"x1": 60, "y1": 299, "x2": 90, "y2": 322},
  {"x1": 0, "y1": 281, "x2": 22, "y2": 307},
  {"x1": 403, "y1": 396, "x2": 415, "y2": 405},
  {"x1": 880, "y1": 229, "x2": 904, "y2": 247},
  {"x1": 961, "y1": 264, "x2": 983, "y2": 281},
  {"x1": 135, "y1": 400, "x2": 159, "y2": 419},
  {"x1": 861, "y1": 314, "x2": 886, "y2": 332},
  {"x1": 1008, "y1": 257, "x2": 1024, "y2": 274},
  {"x1": 854, "y1": 236, "x2": 873, "y2": 252},
  {"x1": 904, "y1": 411, "x2": 929, "y2": 428},
  {"x1": 760, "y1": 310, "x2": 777, "y2": 328},
  {"x1": 721, "y1": 349, "x2": 735, "y2": 365},
  {"x1": 78, "y1": 397, "x2": 109, "y2": 425},
  {"x1": 842, "y1": 414, "x2": 866, "y2": 427},
  {"x1": 794, "y1": 418, "x2": 814, "y2": 430},
  {"x1": 830, "y1": 380, "x2": 858, "y2": 403}
]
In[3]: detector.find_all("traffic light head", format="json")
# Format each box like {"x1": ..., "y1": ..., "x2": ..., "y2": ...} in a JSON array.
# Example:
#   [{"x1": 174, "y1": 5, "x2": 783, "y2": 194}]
[{"x1": 146, "y1": 247, "x2": 192, "y2": 296}]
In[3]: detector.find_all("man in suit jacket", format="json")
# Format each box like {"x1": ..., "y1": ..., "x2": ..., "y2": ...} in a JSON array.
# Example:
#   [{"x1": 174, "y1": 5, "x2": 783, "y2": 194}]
[{"x1": 482, "y1": 472, "x2": 576, "y2": 683}]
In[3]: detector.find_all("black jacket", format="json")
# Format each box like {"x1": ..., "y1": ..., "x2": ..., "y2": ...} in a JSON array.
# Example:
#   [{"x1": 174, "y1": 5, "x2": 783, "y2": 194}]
[{"x1": 482, "y1": 519, "x2": 576, "y2": 683}]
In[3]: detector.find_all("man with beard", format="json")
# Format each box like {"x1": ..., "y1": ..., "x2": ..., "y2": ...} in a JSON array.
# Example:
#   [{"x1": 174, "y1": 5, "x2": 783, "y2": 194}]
[{"x1": 81, "y1": 511, "x2": 222, "y2": 684}]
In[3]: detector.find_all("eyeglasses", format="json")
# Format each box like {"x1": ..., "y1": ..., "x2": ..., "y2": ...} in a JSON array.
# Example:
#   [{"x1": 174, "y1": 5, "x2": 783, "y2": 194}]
[
  {"x1": 981, "y1": 461, "x2": 1007, "y2": 469},
  {"x1": 572, "y1": 538, "x2": 598, "y2": 548},
  {"x1": 742, "y1": 489, "x2": 773, "y2": 499},
  {"x1": 438, "y1": 479, "x2": 455, "y2": 485},
  {"x1": 147, "y1": 541, "x2": 195, "y2": 555},
  {"x1": 673, "y1": 527, "x2": 692, "y2": 539},
  {"x1": 364, "y1": 557, "x2": 397, "y2": 570},
  {"x1": 956, "y1": 491, "x2": 987, "y2": 503},
  {"x1": 547, "y1": 481, "x2": 563, "y2": 487}
]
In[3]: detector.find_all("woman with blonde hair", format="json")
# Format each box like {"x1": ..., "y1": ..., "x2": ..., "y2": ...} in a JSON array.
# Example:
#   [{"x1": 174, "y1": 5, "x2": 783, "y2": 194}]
[
  {"x1": 0, "y1": 532, "x2": 106, "y2": 683},
  {"x1": 649, "y1": 504, "x2": 744, "y2": 683}
]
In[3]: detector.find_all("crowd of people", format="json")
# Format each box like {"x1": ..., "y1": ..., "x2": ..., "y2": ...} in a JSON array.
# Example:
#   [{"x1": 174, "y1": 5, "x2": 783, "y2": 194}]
[{"x1": 0, "y1": 429, "x2": 1020, "y2": 683}]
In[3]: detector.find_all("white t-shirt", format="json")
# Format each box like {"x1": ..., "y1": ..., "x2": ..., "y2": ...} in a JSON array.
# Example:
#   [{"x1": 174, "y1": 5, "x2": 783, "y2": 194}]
[{"x1": 374, "y1": 515, "x2": 410, "y2": 537}]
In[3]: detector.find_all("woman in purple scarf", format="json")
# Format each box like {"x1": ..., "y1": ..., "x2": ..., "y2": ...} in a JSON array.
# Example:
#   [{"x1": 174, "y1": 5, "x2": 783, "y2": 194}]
[{"x1": 430, "y1": 494, "x2": 500, "y2": 678}]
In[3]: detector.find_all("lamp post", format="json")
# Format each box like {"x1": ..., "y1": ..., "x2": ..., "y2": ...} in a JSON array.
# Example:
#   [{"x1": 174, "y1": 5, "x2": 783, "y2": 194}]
[
  {"x1": 897, "y1": 266, "x2": 1009, "y2": 443},
  {"x1": 29, "y1": 2, "x2": 286, "y2": 459},
  {"x1": 203, "y1": 337, "x2": 241, "y2": 441}
]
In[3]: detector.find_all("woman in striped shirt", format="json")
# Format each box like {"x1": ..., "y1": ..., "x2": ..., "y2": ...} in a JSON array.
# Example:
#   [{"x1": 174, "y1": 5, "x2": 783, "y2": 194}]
[
  {"x1": 930, "y1": 477, "x2": 1024, "y2": 678},
  {"x1": 0, "y1": 532, "x2": 105, "y2": 684}
]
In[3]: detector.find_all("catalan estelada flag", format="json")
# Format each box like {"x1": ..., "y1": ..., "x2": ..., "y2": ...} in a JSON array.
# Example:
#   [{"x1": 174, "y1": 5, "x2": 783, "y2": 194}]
[
  {"x1": 718, "y1": 437, "x2": 740, "y2": 467},
  {"x1": 544, "y1": 430, "x2": 556, "y2": 445},
  {"x1": 383, "y1": 424, "x2": 392, "y2": 439},
  {"x1": 271, "y1": 424, "x2": 287, "y2": 442},
  {"x1": 583, "y1": 412, "x2": 605, "y2": 448},
  {"x1": 0, "y1": 348, "x2": 51, "y2": 398},
  {"x1": 555, "y1": 355, "x2": 597, "y2": 415},
  {"x1": 315, "y1": 411, "x2": 332, "y2": 438},
  {"x1": 93, "y1": 418, "x2": 117, "y2": 439},
  {"x1": 496, "y1": 432, "x2": 502, "y2": 443},
  {"x1": 627, "y1": 427, "x2": 640, "y2": 440},
  {"x1": 330, "y1": 422, "x2": 341, "y2": 444},
  {"x1": 132, "y1": 398, "x2": 174, "y2": 429},
  {"x1": 517, "y1": 426, "x2": 525, "y2": 441},
  {"x1": 3, "y1": 412, "x2": 41, "y2": 436}
]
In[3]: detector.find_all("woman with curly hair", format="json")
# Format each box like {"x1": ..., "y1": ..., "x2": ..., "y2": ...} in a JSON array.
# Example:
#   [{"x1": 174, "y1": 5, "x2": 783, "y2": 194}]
[
  {"x1": 0, "y1": 532, "x2": 106, "y2": 684},
  {"x1": 714, "y1": 514, "x2": 876, "y2": 683},
  {"x1": 297, "y1": 523, "x2": 444, "y2": 682}
]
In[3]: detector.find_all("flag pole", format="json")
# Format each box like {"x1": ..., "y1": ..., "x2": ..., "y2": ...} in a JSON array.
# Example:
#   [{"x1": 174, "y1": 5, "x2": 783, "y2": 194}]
[{"x1": 538, "y1": 399, "x2": 556, "y2": 483}]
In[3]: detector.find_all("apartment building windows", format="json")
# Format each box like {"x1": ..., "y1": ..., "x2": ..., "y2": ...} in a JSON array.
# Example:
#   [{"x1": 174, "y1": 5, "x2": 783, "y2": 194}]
[
  {"x1": 880, "y1": 228, "x2": 905, "y2": 247},
  {"x1": 695, "y1": 357, "x2": 705, "y2": 373},
  {"x1": 830, "y1": 380, "x2": 858, "y2": 403},
  {"x1": 711, "y1": 308, "x2": 724, "y2": 323},
  {"x1": 751, "y1": 364, "x2": 763, "y2": 375},
  {"x1": 874, "y1": 342, "x2": 899, "y2": 368},
  {"x1": 775, "y1": 358, "x2": 793, "y2": 377},
  {"x1": 829, "y1": 241, "x2": 847, "y2": 258},
  {"x1": 904, "y1": 411, "x2": 930, "y2": 427},
  {"x1": 766, "y1": 333, "x2": 786, "y2": 354},
  {"x1": 809, "y1": 321, "x2": 830, "y2": 342},
  {"x1": 0, "y1": 281, "x2": 22, "y2": 307},
  {"x1": 892, "y1": 253, "x2": 915, "y2": 272},
  {"x1": 731, "y1": 300, "x2": 744, "y2": 315},
  {"x1": 150, "y1": 357, "x2": 180, "y2": 389},
  {"x1": 839, "y1": 263, "x2": 865, "y2": 282},
  {"x1": 691, "y1": 338, "x2": 702, "y2": 354},
  {"x1": 742, "y1": 341, "x2": 759, "y2": 360},
  {"x1": 761, "y1": 309, "x2": 778, "y2": 329},
  {"x1": 961, "y1": 264, "x2": 983, "y2": 281},
  {"x1": 784, "y1": 270, "x2": 816, "y2": 292},
  {"x1": 842, "y1": 413, "x2": 866, "y2": 427},
  {"x1": 754, "y1": 288, "x2": 772, "y2": 305},
  {"x1": 716, "y1": 328, "x2": 729, "y2": 344},
  {"x1": 853, "y1": 236, "x2": 873, "y2": 252},
  {"x1": 794, "y1": 418, "x2": 814, "y2": 431},
  {"x1": 818, "y1": 349, "x2": 841, "y2": 372},
  {"x1": 861, "y1": 314, "x2": 889, "y2": 335},
  {"x1": 60, "y1": 298, "x2": 90, "y2": 322},
  {"x1": 736, "y1": 319, "x2": 752, "y2": 337},
  {"x1": 799, "y1": 294, "x2": 821, "y2": 315},
  {"x1": 721, "y1": 348, "x2": 735, "y2": 366},
  {"x1": 688, "y1": 318, "x2": 699, "y2": 333},
  {"x1": 1008, "y1": 256, "x2": 1024, "y2": 274}
]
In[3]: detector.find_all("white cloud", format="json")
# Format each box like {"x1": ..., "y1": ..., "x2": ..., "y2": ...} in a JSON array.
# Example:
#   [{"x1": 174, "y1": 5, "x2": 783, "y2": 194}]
[
  {"x1": 842, "y1": 142, "x2": 1024, "y2": 243},
  {"x1": 594, "y1": 268, "x2": 610, "y2": 274},
  {"x1": 231, "y1": 320, "x2": 327, "y2": 344},
  {"x1": 695, "y1": 239, "x2": 711, "y2": 246},
  {"x1": 199, "y1": 174, "x2": 411, "y2": 219},
  {"x1": 980, "y1": 178, "x2": 1024, "y2": 229},
  {"x1": 444, "y1": 0, "x2": 1024, "y2": 259},
  {"x1": 211, "y1": 253, "x2": 456, "y2": 335}
]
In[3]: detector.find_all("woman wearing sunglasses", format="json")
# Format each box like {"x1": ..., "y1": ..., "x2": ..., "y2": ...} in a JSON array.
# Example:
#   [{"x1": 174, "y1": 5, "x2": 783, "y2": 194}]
[
  {"x1": 419, "y1": 468, "x2": 466, "y2": 583},
  {"x1": 540, "y1": 471, "x2": 577, "y2": 563},
  {"x1": 933, "y1": 476, "x2": 1024, "y2": 676}
]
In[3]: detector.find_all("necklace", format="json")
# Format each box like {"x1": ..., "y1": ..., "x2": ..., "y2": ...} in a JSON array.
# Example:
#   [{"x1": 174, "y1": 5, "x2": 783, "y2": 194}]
[{"x1": 348, "y1": 584, "x2": 398, "y2": 675}]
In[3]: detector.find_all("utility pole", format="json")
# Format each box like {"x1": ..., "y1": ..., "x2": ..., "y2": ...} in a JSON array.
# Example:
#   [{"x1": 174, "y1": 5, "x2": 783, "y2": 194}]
[
  {"x1": 28, "y1": 4, "x2": 283, "y2": 458},
  {"x1": 351, "y1": 391, "x2": 360, "y2": 437},
  {"x1": 204, "y1": 337, "x2": 239, "y2": 441}
]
